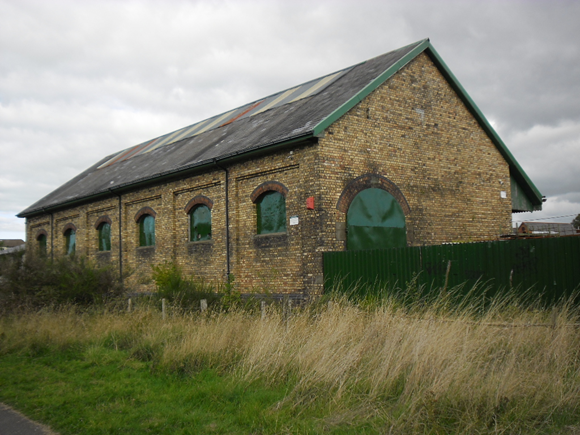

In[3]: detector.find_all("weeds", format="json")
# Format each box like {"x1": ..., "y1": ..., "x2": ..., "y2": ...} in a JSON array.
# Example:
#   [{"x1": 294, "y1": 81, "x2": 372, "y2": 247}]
[{"x1": 151, "y1": 261, "x2": 221, "y2": 310}]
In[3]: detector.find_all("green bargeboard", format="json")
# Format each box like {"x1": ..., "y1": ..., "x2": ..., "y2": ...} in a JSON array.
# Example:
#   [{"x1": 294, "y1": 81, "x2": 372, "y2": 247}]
[{"x1": 347, "y1": 188, "x2": 406, "y2": 251}]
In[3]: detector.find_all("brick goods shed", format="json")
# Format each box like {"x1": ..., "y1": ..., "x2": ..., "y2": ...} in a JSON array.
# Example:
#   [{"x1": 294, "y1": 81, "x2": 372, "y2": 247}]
[{"x1": 18, "y1": 39, "x2": 543, "y2": 296}]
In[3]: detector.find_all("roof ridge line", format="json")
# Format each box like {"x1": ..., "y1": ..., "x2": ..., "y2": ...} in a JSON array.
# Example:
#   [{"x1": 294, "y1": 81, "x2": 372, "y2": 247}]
[{"x1": 312, "y1": 39, "x2": 430, "y2": 136}]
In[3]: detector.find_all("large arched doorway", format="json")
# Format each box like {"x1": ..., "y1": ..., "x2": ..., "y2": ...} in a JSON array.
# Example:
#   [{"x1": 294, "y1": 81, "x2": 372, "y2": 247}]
[{"x1": 347, "y1": 188, "x2": 406, "y2": 250}]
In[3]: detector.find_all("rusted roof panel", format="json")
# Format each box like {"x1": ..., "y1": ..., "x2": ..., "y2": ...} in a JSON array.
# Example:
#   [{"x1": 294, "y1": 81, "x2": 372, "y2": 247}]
[{"x1": 97, "y1": 69, "x2": 349, "y2": 169}]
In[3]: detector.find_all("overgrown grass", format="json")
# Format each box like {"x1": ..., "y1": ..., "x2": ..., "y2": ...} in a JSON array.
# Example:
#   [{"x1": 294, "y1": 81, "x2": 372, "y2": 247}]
[
  {"x1": 1, "y1": 287, "x2": 580, "y2": 434},
  {"x1": 0, "y1": 253, "x2": 124, "y2": 311}
]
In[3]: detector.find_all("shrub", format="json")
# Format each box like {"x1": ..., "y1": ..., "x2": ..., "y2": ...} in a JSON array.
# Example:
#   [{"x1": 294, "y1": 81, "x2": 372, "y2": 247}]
[
  {"x1": 151, "y1": 262, "x2": 221, "y2": 310},
  {"x1": 0, "y1": 253, "x2": 125, "y2": 311}
]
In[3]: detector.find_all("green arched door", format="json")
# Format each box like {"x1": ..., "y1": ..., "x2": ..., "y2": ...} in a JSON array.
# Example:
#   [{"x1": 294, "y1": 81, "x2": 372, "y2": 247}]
[{"x1": 347, "y1": 188, "x2": 406, "y2": 250}]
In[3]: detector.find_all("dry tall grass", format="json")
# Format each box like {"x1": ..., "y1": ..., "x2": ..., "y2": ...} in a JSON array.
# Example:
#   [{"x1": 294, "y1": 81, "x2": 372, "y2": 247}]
[{"x1": 2, "y1": 292, "x2": 580, "y2": 433}]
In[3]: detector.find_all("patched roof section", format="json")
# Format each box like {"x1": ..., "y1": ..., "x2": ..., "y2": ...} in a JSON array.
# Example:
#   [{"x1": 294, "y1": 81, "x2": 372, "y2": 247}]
[
  {"x1": 19, "y1": 40, "x2": 425, "y2": 217},
  {"x1": 97, "y1": 67, "x2": 351, "y2": 169}
]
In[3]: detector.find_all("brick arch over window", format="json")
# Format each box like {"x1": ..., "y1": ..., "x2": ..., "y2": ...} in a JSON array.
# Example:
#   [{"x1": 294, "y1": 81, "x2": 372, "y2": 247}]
[
  {"x1": 336, "y1": 174, "x2": 411, "y2": 215},
  {"x1": 62, "y1": 223, "x2": 77, "y2": 235},
  {"x1": 250, "y1": 181, "x2": 289, "y2": 204},
  {"x1": 36, "y1": 229, "x2": 48, "y2": 239},
  {"x1": 184, "y1": 195, "x2": 214, "y2": 214},
  {"x1": 134, "y1": 206, "x2": 157, "y2": 223},
  {"x1": 94, "y1": 215, "x2": 112, "y2": 229}
]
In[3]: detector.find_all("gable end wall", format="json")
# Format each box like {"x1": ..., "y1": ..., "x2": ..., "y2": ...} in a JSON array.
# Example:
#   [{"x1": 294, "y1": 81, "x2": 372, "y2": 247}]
[{"x1": 316, "y1": 52, "x2": 512, "y2": 254}]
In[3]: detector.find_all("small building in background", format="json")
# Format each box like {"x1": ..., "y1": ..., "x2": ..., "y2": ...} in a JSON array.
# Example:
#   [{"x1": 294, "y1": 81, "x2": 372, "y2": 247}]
[
  {"x1": 518, "y1": 222, "x2": 579, "y2": 237},
  {"x1": 0, "y1": 239, "x2": 26, "y2": 255}
]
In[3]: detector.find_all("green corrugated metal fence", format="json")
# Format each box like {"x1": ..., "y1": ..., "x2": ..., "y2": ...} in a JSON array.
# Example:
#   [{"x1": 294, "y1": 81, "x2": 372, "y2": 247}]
[{"x1": 323, "y1": 237, "x2": 580, "y2": 303}]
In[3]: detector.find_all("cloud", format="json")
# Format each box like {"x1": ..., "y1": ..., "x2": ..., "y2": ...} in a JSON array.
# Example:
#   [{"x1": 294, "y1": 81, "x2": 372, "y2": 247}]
[
  {"x1": 506, "y1": 121, "x2": 580, "y2": 198},
  {"x1": 1, "y1": 0, "x2": 579, "y2": 239},
  {"x1": 0, "y1": 212, "x2": 26, "y2": 237}
]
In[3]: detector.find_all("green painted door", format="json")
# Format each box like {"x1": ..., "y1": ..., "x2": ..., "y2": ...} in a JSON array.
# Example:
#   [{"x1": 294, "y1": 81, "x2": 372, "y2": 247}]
[{"x1": 347, "y1": 188, "x2": 406, "y2": 250}]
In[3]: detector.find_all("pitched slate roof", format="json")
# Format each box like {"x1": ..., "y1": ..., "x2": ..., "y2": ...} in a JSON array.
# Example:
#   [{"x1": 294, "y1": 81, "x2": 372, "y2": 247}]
[{"x1": 18, "y1": 39, "x2": 543, "y2": 217}]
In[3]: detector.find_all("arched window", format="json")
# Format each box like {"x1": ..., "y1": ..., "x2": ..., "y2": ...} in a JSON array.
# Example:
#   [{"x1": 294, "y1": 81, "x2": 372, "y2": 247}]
[
  {"x1": 139, "y1": 215, "x2": 155, "y2": 247},
  {"x1": 37, "y1": 234, "x2": 47, "y2": 256},
  {"x1": 98, "y1": 222, "x2": 111, "y2": 251},
  {"x1": 190, "y1": 205, "x2": 211, "y2": 241},
  {"x1": 256, "y1": 191, "x2": 286, "y2": 234},
  {"x1": 347, "y1": 188, "x2": 406, "y2": 251},
  {"x1": 64, "y1": 229, "x2": 76, "y2": 255}
]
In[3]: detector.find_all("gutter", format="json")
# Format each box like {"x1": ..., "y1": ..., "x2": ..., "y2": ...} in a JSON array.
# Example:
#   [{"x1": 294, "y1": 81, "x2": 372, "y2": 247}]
[
  {"x1": 109, "y1": 188, "x2": 123, "y2": 285},
  {"x1": 48, "y1": 209, "x2": 54, "y2": 261},
  {"x1": 212, "y1": 159, "x2": 231, "y2": 278}
]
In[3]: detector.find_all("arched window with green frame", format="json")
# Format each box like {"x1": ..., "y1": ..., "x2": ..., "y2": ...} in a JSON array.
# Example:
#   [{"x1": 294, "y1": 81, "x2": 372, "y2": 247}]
[
  {"x1": 184, "y1": 195, "x2": 213, "y2": 243},
  {"x1": 139, "y1": 215, "x2": 155, "y2": 247},
  {"x1": 98, "y1": 222, "x2": 111, "y2": 251},
  {"x1": 190, "y1": 205, "x2": 211, "y2": 241},
  {"x1": 37, "y1": 232, "x2": 47, "y2": 256},
  {"x1": 346, "y1": 188, "x2": 407, "y2": 251},
  {"x1": 64, "y1": 228, "x2": 76, "y2": 255},
  {"x1": 256, "y1": 191, "x2": 287, "y2": 234},
  {"x1": 94, "y1": 216, "x2": 112, "y2": 252}
]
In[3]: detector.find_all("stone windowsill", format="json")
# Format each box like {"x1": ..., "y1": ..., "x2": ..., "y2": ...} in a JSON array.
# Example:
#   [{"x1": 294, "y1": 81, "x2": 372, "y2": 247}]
[
  {"x1": 253, "y1": 232, "x2": 288, "y2": 248},
  {"x1": 254, "y1": 232, "x2": 287, "y2": 239},
  {"x1": 136, "y1": 245, "x2": 156, "y2": 250},
  {"x1": 187, "y1": 239, "x2": 214, "y2": 245}
]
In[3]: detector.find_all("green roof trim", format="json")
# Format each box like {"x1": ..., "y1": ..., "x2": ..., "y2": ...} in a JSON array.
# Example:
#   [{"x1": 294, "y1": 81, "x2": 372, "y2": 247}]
[{"x1": 313, "y1": 39, "x2": 543, "y2": 211}]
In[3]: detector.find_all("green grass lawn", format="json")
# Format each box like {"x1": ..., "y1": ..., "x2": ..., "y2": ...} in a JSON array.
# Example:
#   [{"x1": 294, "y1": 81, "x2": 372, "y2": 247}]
[{"x1": 0, "y1": 348, "x2": 329, "y2": 434}]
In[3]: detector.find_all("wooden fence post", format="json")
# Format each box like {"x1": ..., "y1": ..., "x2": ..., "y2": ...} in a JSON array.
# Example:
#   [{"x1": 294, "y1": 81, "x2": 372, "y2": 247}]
[
  {"x1": 442, "y1": 260, "x2": 452, "y2": 293},
  {"x1": 284, "y1": 297, "x2": 292, "y2": 332},
  {"x1": 162, "y1": 298, "x2": 166, "y2": 320},
  {"x1": 128, "y1": 298, "x2": 132, "y2": 313},
  {"x1": 261, "y1": 300, "x2": 266, "y2": 320}
]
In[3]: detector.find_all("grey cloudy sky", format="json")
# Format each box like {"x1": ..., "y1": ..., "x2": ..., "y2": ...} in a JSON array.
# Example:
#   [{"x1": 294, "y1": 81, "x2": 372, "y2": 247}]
[{"x1": 1, "y1": 0, "x2": 579, "y2": 239}]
